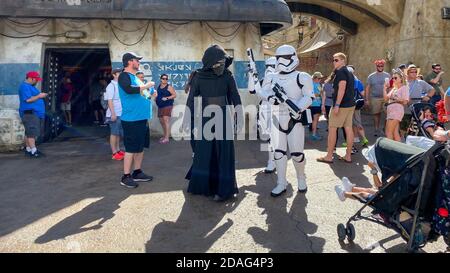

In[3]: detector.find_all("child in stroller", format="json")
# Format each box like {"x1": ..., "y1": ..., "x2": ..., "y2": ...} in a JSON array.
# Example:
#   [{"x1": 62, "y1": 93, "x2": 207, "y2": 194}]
[
  {"x1": 335, "y1": 136, "x2": 450, "y2": 252},
  {"x1": 408, "y1": 102, "x2": 446, "y2": 138},
  {"x1": 335, "y1": 162, "x2": 389, "y2": 203}
]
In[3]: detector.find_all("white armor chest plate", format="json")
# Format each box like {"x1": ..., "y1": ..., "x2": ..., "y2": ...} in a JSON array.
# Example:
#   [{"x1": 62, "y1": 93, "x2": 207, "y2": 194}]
[{"x1": 272, "y1": 71, "x2": 303, "y2": 101}]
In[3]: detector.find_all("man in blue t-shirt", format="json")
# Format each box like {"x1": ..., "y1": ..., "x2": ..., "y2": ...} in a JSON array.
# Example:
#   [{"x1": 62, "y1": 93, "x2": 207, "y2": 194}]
[
  {"x1": 118, "y1": 52, "x2": 155, "y2": 189},
  {"x1": 18, "y1": 71, "x2": 47, "y2": 158}
]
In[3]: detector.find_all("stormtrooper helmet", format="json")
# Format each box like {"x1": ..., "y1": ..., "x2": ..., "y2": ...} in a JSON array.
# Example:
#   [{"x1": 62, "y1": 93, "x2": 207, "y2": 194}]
[
  {"x1": 265, "y1": 57, "x2": 277, "y2": 74},
  {"x1": 275, "y1": 45, "x2": 299, "y2": 73}
]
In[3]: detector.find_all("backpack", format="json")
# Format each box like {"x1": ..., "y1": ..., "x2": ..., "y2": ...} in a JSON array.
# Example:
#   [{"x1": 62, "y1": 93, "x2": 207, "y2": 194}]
[
  {"x1": 355, "y1": 90, "x2": 365, "y2": 110},
  {"x1": 354, "y1": 79, "x2": 365, "y2": 110}
]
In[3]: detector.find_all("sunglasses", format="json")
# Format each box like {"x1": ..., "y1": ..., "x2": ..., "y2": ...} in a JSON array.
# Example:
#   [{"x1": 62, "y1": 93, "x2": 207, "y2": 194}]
[
  {"x1": 393, "y1": 77, "x2": 399, "y2": 80},
  {"x1": 133, "y1": 59, "x2": 141, "y2": 63},
  {"x1": 333, "y1": 59, "x2": 340, "y2": 63},
  {"x1": 161, "y1": 78, "x2": 168, "y2": 80}
]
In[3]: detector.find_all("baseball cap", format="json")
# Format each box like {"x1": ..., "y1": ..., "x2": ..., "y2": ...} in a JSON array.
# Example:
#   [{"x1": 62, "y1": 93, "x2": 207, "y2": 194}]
[
  {"x1": 122, "y1": 52, "x2": 143, "y2": 66},
  {"x1": 26, "y1": 71, "x2": 42, "y2": 81},
  {"x1": 312, "y1": 71, "x2": 324, "y2": 79}
]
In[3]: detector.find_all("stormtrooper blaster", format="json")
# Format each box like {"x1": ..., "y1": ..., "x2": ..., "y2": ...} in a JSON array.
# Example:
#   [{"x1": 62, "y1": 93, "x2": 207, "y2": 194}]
[
  {"x1": 272, "y1": 83, "x2": 303, "y2": 121},
  {"x1": 246, "y1": 48, "x2": 258, "y2": 78},
  {"x1": 246, "y1": 48, "x2": 259, "y2": 94}
]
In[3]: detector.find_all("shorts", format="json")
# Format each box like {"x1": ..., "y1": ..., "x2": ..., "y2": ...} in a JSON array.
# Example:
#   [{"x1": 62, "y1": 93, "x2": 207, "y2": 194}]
[
  {"x1": 22, "y1": 113, "x2": 43, "y2": 138},
  {"x1": 370, "y1": 98, "x2": 385, "y2": 115},
  {"x1": 400, "y1": 113, "x2": 412, "y2": 131},
  {"x1": 158, "y1": 106, "x2": 173, "y2": 117},
  {"x1": 92, "y1": 100, "x2": 103, "y2": 111},
  {"x1": 121, "y1": 119, "x2": 150, "y2": 153},
  {"x1": 60, "y1": 102, "x2": 71, "y2": 111},
  {"x1": 353, "y1": 109, "x2": 363, "y2": 129},
  {"x1": 329, "y1": 106, "x2": 355, "y2": 128},
  {"x1": 325, "y1": 105, "x2": 332, "y2": 120},
  {"x1": 309, "y1": 106, "x2": 322, "y2": 116},
  {"x1": 106, "y1": 116, "x2": 123, "y2": 136}
]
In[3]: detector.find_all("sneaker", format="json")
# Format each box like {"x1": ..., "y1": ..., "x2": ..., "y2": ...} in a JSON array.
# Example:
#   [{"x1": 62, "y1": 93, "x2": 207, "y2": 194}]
[
  {"x1": 132, "y1": 171, "x2": 153, "y2": 182},
  {"x1": 112, "y1": 152, "x2": 124, "y2": 161},
  {"x1": 30, "y1": 150, "x2": 44, "y2": 158},
  {"x1": 335, "y1": 185, "x2": 346, "y2": 201},
  {"x1": 94, "y1": 120, "x2": 100, "y2": 124},
  {"x1": 120, "y1": 176, "x2": 138, "y2": 188},
  {"x1": 354, "y1": 137, "x2": 361, "y2": 143},
  {"x1": 361, "y1": 138, "x2": 369, "y2": 147},
  {"x1": 351, "y1": 146, "x2": 358, "y2": 155},
  {"x1": 118, "y1": 150, "x2": 125, "y2": 156},
  {"x1": 310, "y1": 134, "x2": 323, "y2": 141},
  {"x1": 24, "y1": 149, "x2": 31, "y2": 156},
  {"x1": 341, "y1": 177, "x2": 355, "y2": 192}
]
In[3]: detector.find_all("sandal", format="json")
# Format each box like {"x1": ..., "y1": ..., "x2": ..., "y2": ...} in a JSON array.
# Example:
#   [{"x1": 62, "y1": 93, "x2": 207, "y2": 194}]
[
  {"x1": 316, "y1": 157, "x2": 333, "y2": 164},
  {"x1": 159, "y1": 138, "x2": 169, "y2": 144},
  {"x1": 338, "y1": 156, "x2": 352, "y2": 163}
]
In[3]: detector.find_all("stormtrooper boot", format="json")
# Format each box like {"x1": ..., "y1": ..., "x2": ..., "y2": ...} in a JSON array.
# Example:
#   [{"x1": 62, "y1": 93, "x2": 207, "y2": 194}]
[
  {"x1": 297, "y1": 176, "x2": 308, "y2": 194},
  {"x1": 271, "y1": 181, "x2": 287, "y2": 197},
  {"x1": 264, "y1": 145, "x2": 276, "y2": 173},
  {"x1": 271, "y1": 155, "x2": 288, "y2": 197},
  {"x1": 292, "y1": 153, "x2": 307, "y2": 193},
  {"x1": 265, "y1": 160, "x2": 276, "y2": 173}
]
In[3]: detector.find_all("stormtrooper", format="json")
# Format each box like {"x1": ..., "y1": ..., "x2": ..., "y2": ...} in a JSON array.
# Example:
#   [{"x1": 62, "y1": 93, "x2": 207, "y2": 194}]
[
  {"x1": 260, "y1": 45, "x2": 314, "y2": 197},
  {"x1": 248, "y1": 56, "x2": 277, "y2": 173}
]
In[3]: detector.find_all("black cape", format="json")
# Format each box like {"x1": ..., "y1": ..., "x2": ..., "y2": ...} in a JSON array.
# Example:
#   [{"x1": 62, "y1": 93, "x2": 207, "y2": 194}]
[{"x1": 185, "y1": 45, "x2": 242, "y2": 200}]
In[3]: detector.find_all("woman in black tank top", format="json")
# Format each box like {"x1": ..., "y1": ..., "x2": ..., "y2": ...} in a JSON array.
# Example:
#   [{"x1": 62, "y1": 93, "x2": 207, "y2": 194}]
[{"x1": 156, "y1": 74, "x2": 177, "y2": 144}]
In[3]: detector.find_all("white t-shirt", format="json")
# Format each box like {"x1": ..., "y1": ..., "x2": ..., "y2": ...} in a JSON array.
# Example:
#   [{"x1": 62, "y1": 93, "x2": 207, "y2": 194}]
[{"x1": 104, "y1": 80, "x2": 122, "y2": 117}]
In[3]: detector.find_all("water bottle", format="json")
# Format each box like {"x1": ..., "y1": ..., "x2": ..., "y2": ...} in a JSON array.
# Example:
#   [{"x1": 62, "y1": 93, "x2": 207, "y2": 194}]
[
  {"x1": 142, "y1": 86, "x2": 154, "y2": 100},
  {"x1": 149, "y1": 86, "x2": 155, "y2": 96}
]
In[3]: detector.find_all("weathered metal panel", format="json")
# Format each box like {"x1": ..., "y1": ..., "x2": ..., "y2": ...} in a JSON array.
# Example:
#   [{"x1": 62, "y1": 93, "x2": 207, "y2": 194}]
[{"x1": 0, "y1": 0, "x2": 292, "y2": 27}]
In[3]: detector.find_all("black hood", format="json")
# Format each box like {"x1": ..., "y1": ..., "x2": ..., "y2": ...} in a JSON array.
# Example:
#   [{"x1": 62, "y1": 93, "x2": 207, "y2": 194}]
[{"x1": 201, "y1": 45, "x2": 233, "y2": 69}]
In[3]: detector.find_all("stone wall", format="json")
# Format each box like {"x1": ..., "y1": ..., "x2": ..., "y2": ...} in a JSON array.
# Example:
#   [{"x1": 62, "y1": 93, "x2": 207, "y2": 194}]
[{"x1": 346, "y1": 0, "x2": 449, "y2": 85}]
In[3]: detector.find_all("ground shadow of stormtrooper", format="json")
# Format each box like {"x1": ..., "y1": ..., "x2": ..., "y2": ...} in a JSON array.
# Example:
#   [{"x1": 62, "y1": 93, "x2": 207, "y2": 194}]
[{"x1": 242, "y1": 171, "x2": 325, "y2": 253}]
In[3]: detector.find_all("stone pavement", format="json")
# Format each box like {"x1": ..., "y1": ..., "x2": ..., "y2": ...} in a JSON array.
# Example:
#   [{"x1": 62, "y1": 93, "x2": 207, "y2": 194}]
[{"x1": 0, "y1": 117, "x2": 448, "y2": 253}]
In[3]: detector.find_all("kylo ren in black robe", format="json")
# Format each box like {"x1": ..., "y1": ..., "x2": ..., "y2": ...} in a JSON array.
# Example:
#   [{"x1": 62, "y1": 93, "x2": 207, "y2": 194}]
[{"x1": 185, "y1": 45, "x2": 243, "y2": 201}]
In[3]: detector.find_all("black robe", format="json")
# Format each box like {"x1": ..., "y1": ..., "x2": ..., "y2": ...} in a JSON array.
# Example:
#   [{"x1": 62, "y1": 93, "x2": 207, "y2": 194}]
[{"x1": 185, "y1": 46, "x2": 242, "y2": 200}]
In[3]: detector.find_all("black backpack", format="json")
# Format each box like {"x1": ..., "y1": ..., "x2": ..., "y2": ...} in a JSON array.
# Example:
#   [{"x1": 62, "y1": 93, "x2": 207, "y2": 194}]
[{"x1": 354, "y1": 90, "x2": 365, "y2": 110}]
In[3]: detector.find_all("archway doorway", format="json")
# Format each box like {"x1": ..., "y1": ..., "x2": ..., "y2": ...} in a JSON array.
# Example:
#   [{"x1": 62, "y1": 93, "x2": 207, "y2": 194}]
[{"x1": 42, "y1": 45, "x2": 112, "y2": 142}]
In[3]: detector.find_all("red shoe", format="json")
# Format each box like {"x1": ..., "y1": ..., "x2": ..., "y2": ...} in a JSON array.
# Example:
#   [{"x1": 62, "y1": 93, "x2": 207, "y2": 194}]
[
  {"x1": 112, "y1": 152, "x2": 124, "y2": 161},
  {"x1": 117, "y1": 150, "x2": 125, "y2": 156}
]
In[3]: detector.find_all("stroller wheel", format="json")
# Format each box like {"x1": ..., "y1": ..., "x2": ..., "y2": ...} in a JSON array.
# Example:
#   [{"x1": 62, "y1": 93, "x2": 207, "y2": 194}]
[
  {"x1": 346, "y1": 223, "x2": 356, "y2": 241},
  {"x1": 337, "y1": 224, "x2": 347, "y2": 241}
]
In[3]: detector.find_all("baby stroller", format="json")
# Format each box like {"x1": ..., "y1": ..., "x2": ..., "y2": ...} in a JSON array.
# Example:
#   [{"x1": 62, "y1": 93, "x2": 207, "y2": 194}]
[
  {"x1": 337, "y1": 137, "x2": 450, "y2": 252},
  {"x1": 407, "y1": 102, "x2": 444, "y2": 139}
]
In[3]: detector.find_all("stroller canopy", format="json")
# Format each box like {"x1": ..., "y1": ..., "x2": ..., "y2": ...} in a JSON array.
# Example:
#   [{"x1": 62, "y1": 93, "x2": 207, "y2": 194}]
[{"x1": 375, "y1": 138, "x2": 425, "y2": 181}]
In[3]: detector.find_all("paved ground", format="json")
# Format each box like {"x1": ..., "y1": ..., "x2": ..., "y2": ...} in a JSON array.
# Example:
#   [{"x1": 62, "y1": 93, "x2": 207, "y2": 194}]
[{"x1": 0, "y1": 116, "x2": 448, "y2": 253}]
